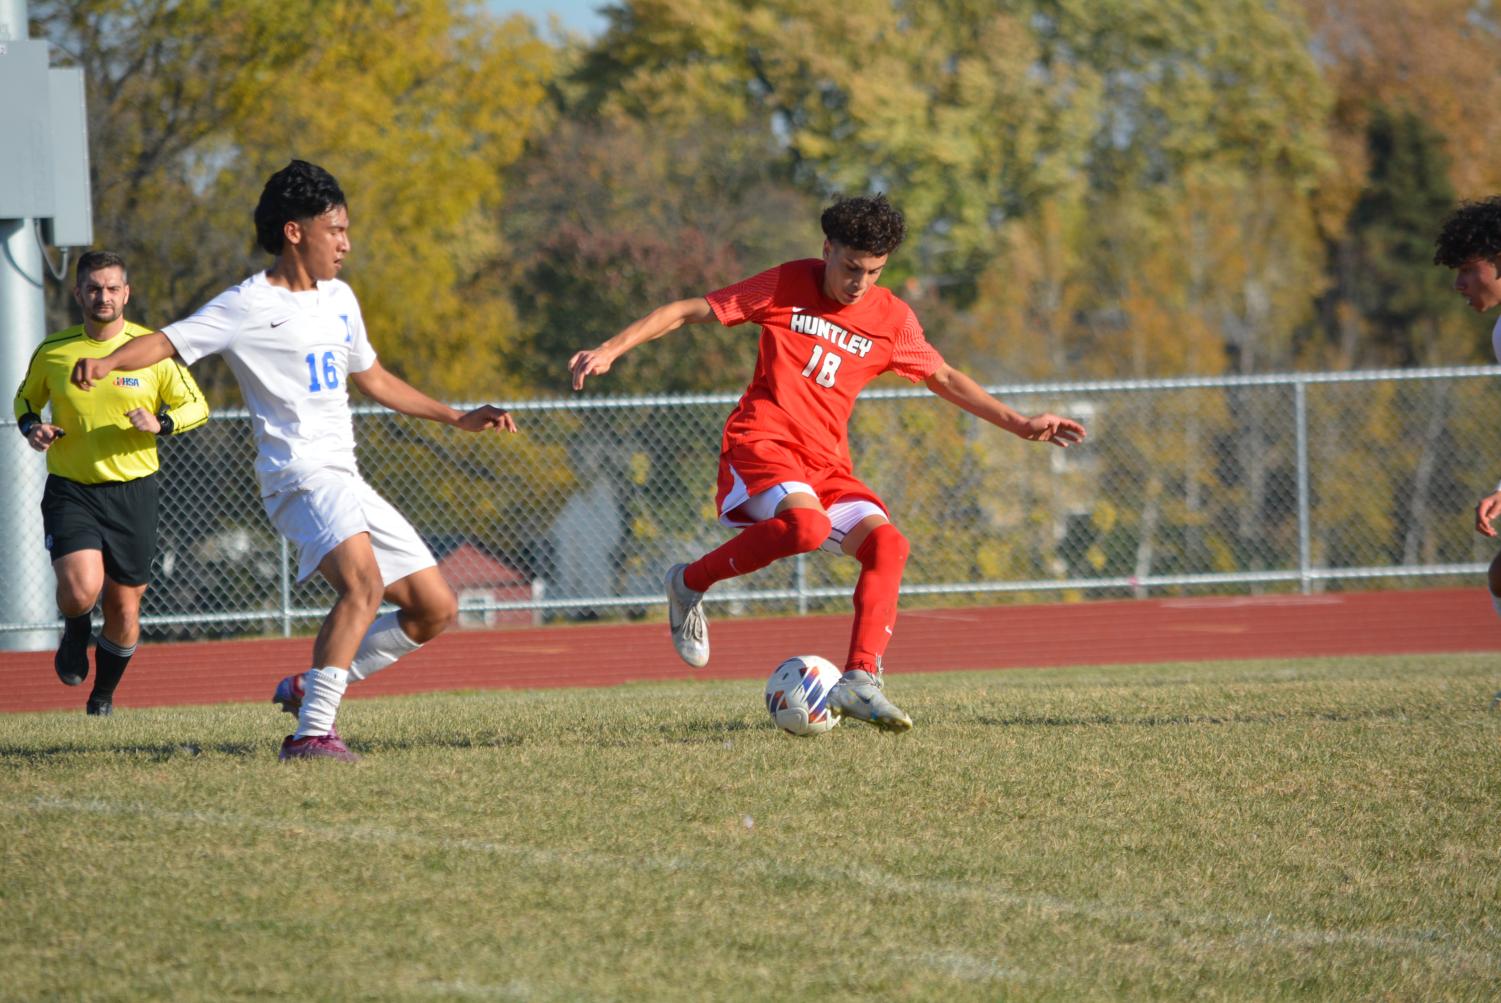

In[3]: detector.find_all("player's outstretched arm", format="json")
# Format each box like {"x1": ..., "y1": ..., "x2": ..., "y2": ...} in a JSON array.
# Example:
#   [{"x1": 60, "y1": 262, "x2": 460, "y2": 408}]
[
  {"x1": 569, "y1": 297, "x2": 716, "y2": 390},
  {"x1": 924, "y1": 364, "x2": 1086, "y2": 447},
  {"x1": 349, "y1": 361, "x2": 517, "y2": 433},
  {"x1": 1476, "y1": 490, "x2": 1501, "y2": 537},
  {"x1": 70, "y1": 332, "x2": 178, "y2": 390}
]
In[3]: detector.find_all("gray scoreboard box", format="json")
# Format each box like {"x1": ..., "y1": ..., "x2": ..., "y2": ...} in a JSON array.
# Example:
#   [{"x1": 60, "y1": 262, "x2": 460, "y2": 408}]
[{"x1": 0, "y1": 37, "x2": 92, "y2": 245}]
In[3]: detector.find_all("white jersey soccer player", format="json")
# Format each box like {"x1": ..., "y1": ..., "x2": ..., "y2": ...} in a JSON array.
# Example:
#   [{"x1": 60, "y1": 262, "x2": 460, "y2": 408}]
[
  {"x1": 164, "y1": 271, "x2": 376, "y2": 496},
  {"x1": 72, "y1": 160, "x2": 516, "y2": 760},
  {"x1": 1432, "y1": 195, "x2": 1501, "y2": 709},
  {"x1": 162, "y1": 272, "x2": 436, "y2": 585}
]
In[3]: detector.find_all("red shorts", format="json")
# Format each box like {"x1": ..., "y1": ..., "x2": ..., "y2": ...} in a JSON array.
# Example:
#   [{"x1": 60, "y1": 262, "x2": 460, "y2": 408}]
[{"x1": 715, "y1": 438, "x2": 886, "y2": 521}]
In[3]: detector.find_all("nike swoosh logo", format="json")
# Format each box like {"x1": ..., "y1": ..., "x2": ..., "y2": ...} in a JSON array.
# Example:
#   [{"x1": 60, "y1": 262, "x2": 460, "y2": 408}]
[
  {"x1": 791, "y1": 307, "x2": 805, "y2": 313},
  {"x1": 270, "y1": 318, "x2": 294, "y2": 328}
]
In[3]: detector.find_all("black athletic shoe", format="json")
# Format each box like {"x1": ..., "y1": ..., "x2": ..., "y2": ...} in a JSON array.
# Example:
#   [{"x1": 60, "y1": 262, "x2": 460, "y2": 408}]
[
  {"x1": 54, "y1": 617, "x2": 92, "y2": 687},
  {"x1": 86, "y1": 698, "x2": 112, "y2": 716}
]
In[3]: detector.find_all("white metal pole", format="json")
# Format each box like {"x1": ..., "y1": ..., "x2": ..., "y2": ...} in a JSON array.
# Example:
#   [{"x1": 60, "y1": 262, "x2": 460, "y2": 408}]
[
  {"x1": 1, "y1": 0, "x2": 65, "y2": 649},
  {"x1": 1294, "y1": 379, "x2": 1312, "y2": 595},
  {"x1": 0, "y1": 217, "x2": 60, "y2": 651}
]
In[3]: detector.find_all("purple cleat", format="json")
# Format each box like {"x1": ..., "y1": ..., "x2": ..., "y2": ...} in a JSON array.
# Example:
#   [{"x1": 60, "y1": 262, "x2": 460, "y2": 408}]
[
  {"x1": 278, "y1": 728, "x2": 359, "y2": 763},
  {"x1": 272, "y1": 672, "x2": 305, "y2": 715}
]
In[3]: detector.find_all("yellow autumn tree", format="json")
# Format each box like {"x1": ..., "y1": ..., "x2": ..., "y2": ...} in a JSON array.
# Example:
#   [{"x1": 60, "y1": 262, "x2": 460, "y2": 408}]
[
  {"x1": 35, "y1": 0, "x2": 564, "y2": 574},
  {"x1": 37, "y1": 0, "x2": 555, "y2": 400}
]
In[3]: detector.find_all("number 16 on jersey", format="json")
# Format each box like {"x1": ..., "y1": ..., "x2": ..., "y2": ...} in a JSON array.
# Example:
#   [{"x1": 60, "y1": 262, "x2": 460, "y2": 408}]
[{"x1": 305, "y1": 351, "x2": 340, "y2": 392}]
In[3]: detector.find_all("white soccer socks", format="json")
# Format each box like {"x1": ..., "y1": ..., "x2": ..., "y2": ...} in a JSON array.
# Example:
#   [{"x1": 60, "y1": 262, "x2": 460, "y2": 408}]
[
  {"x1": 348, "y1": 611, "x2": 423, "y2": 681},
  {"x1": 295, "y1": 666, "x2": 349, "y2": 738},
  {"x1": 290, "y1": 614, "x2": 421, "y2": 737}
]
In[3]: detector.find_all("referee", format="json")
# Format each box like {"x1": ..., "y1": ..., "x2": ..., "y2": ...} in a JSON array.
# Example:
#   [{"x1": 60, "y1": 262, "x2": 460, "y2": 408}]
[{"x1": 13, "y1": 251, "x2": 208, "y2": 715}]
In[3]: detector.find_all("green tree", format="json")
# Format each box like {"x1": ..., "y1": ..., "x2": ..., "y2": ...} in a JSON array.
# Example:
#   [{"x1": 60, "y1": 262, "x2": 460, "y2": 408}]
[
  {"x1": 1309, "y1": 106, "x2": 1473, "y2": 369},
  {"x1": 574, "y1": 0, "x2": 1331, "y2": 299}
]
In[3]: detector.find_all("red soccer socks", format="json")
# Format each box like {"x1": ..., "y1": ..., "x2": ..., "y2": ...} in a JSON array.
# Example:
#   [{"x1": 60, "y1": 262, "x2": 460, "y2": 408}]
[
  {"x1": 846, "y1": 523, "x2": 909, "y2": 671},
  {"x1": 683, "y1": 507, "x2": 831, "y2": 592}
]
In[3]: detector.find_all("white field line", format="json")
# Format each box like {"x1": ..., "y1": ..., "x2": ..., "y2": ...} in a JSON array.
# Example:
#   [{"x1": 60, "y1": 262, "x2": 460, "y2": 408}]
[
  {"x1": 10, "y1": 795, "x2": 1498, "y2": 973},
  {"x1": 418, "y1": 960, "x2": 1036, "y2": 1000},
  {"x1": 411, "y1": 979, "x2": 536, "y2": 1001},
  {"x1": 895, "y1": 950, "x2": 1036, "y2": 985}
]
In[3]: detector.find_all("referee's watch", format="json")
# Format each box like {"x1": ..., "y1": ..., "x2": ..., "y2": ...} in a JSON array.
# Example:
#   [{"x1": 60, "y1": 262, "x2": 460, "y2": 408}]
[
  {"x1": 155, "y1": 411, "x2": 175, "y2": 436},
  {"x1": 17, "y1": 414, "x2": 40, "y2": 438}
]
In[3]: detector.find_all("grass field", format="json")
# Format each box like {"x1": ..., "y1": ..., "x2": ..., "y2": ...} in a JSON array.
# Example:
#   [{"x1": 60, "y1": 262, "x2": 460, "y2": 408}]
[{"x1": 3, "y1": 654, "x2": 1498, "y2": 1001}]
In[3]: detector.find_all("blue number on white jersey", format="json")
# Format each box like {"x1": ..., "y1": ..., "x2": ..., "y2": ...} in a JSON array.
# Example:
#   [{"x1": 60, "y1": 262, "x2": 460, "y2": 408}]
[{"x1": 305, "y1": 351, "x2": 340, "y2": 392}]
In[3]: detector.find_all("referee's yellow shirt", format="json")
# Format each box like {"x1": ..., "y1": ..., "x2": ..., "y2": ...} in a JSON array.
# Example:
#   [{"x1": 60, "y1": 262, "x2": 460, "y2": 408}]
[{"x1": 12, "y1": 321, "x2": 209, "y2": 484}]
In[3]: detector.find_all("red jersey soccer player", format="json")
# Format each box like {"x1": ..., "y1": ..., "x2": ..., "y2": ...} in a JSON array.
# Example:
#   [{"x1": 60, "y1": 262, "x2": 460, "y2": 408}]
[{"x1": 569, "y1": 195, "x2": 1086, "y2": 731}]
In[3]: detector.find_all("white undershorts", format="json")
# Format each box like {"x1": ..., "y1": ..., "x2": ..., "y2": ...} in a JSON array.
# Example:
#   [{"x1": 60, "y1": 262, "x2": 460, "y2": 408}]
[
  {"x1": 263, "y1": 467, "x2": 436, "y2": 584},
  {"x1": 718, "y1": 473, "x2": 887, "y2": 556}
]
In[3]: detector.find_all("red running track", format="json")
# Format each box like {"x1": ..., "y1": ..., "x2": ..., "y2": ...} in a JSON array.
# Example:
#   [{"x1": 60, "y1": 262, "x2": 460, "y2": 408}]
[{"x1": 2, "y1": 588, "x2": 1497, "y2": 713}]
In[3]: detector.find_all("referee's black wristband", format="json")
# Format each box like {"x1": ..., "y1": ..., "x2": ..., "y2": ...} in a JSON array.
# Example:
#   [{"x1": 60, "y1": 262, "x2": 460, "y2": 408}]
[
  {"x1": 18, "y1": 414, "x2": 40, "y2": 438},
  {"x1": 155, "y1": 412, "x2": 175, "y2": 436}
]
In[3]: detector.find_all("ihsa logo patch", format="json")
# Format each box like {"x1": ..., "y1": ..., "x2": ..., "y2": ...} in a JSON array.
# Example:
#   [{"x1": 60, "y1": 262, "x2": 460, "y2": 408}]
[{"x1": 113, "y1": 376, "x2": 141, "y2": 387}]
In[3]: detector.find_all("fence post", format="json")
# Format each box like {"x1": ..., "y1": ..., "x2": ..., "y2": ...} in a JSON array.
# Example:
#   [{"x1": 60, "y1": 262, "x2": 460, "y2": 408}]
[
  {"x1": 280, "y1": 536, "x2": 292, "y2": 637},
  {"x1": 1294, "y1": 378, "x2": 1312, "y2": 594},
  {"x1": 795, "y1": 553, "x2": 808, "y2": 615}
]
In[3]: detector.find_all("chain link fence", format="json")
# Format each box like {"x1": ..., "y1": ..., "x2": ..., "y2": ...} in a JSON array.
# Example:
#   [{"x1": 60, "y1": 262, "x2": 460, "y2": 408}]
[{"x1": 3, "y1": 366, "x2": 1498, "y2": 646}]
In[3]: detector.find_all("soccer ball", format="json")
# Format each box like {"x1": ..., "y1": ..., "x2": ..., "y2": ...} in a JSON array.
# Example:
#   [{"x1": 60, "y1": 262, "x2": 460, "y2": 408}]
[{"x1": 764, "y1": 655, "x2": 842, "y2": 736}]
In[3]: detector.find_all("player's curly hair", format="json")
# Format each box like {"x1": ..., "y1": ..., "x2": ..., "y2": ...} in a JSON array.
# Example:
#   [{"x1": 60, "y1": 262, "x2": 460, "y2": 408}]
[
  {"x1": 254, "y1": 160, "x2": 347, "y2": 255},
  {"x1": 1433, "y1": 196, "x2": 1501, "y2": 268},
  {"x1": 820, "y1": 194, "x2": 906, "y2": 256}
]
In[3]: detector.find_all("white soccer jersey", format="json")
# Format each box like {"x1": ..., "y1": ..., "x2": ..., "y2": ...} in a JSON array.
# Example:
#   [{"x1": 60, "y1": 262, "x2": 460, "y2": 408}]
[{"x1": 163, "y1": 271, "x2": 376, "y2": 496}]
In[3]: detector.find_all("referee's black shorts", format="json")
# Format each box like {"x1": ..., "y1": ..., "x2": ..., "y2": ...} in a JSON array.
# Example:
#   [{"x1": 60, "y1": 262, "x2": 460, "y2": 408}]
[{"x1": 41, "y1": 473, "x2": 160, "y2": 586}]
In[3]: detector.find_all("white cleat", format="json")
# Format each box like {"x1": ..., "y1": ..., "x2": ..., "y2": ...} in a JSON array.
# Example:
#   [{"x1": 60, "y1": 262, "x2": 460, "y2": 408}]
[
  {"x1": 665, "y1": 563, "x2": 709, "y2": 668},
  {"x1": 829, "y1": 665, "x2": 913, "y2": 733}
]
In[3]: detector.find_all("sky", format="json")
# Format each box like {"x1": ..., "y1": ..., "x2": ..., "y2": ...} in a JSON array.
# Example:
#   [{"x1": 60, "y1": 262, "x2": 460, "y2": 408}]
[{"x1": 486, "y1": 0, "x2": 608, "y2": 39}]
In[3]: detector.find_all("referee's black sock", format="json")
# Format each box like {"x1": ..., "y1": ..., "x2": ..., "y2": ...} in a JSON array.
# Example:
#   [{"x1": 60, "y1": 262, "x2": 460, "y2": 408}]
[
  {"x1": 55, "y1": 613, "x2": 93, "y2": 686},
  {"x1": 89, "y1": 635, "x2": 137, "y2": 709}
]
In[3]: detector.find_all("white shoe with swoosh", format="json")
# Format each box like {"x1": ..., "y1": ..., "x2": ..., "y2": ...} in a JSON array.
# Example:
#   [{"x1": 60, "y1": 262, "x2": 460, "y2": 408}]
[
  {"x1": 665, "y1": 564, "x2": 709, "y2": 668},
  {"x1": 829, "y1": 665, "x2": 912, "y2": 732}
]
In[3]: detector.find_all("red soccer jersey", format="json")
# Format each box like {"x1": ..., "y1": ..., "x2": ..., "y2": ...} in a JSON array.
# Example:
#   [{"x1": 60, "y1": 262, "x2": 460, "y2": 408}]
[{"x1": 705, "y1": 259, "x2": 945, "y2": 468}]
